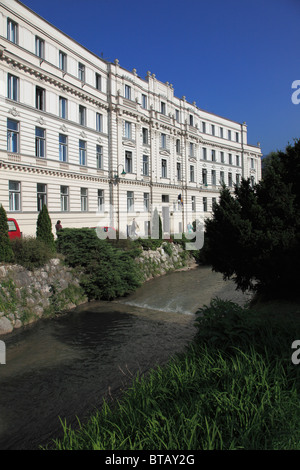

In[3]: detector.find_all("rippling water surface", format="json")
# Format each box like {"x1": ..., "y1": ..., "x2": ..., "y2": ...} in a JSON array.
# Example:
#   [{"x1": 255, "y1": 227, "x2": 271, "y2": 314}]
[{"x1": 0, "y1": 267, "x2": 250, "y2": 450}]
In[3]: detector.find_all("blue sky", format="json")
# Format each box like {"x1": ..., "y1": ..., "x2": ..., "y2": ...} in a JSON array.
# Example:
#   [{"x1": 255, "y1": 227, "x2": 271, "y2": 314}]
[{"x1": 20, "y1": 0, "x2": 300, "y2": 157}]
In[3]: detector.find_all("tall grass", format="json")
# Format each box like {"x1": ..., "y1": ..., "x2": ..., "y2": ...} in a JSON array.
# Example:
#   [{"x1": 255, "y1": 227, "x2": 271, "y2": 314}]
[{"x1": 48, "y1": 298, "x2": 300, "y2": 450}]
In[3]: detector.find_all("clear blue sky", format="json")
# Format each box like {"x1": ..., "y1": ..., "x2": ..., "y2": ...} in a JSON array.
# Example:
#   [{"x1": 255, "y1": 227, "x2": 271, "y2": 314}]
[{"x1": 20, "y1": 0, "x2": 300, "y2": 157}]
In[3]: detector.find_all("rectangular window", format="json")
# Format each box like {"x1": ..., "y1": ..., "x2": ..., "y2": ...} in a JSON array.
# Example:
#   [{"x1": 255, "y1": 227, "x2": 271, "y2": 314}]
[
  {"x1": 59, "y1": 96, "x2": 67, "y2": 119},
  {"x1": 161, "y1": 102, "x2": 166, "y2": 115},
  {"x1": 59, "y1": 134, "x2": 68, "y2": 162},
  {"x1": 220, "y1": 127, "x2": 223, "y2": 138},
  {"x1": 189, "y1": 143, "x2": 194, "y2": 157},
  {"x1": 79, "y1": 105, "x2": 86, "y2": 126},
  {"x1": 176, "y1": 139, "x2": 180, "y2": 154},
  {"x1": 220, "y1": 171, "x2": 225, "y2": 185},
  {"x1": 9, "y1": 181, "x2": 21, "y2": 211},
  {"x1": 236, "y1": 155, "x2": 240, "y2": 166},
  {"x1": 142, "y1": 94, "x2": 147, "y2": 109},
  {"x1": 161, "y1": 159, "x2": 167, "y2": 178},
  {"x1": 161, "y1": 133, "x2": 167, "y2": 149},
  {"x1": 7, "y1": 118, "x2": 19, "y2": 153},
  {"x1": 60, "y1": 185, "x2": 69, "y2": 211},
  {"x1": 202, "y1": 122, "x2": 206, "y2": 133},
  {"x1": 175, "y1": 109, "x2": 180, "y2": 123},
  {"x1": 95, "y1": 73, "x2": 102, "y2": 91},
  {"x1": 202, "y1": 147, "x2": 207, "y2": 160},
  {"x1": 162, "y1": 195, "x2": 169, "y2": 203},
  {"x1": 96, "y1": 113, "x2": 103, "y2": 132},
  {"x1": 211, "y1": 124, "x2": 215, "y2": 135},
  {"x1": 8, "y1": 74, "x2": 19, "y2": 101},
  {"x1": 236, "y1": 132, "x2": 239, "y2": 143},
  {"x1": 36, "y1": 86, "x2": 45, "y2": 111},
  {"x1": 78, "y1": 62, "x2": 85, "y2": 82},
  {"x1": 177, "y1": 162, "x2": 181, "y2": 181},
  {"x1": 37, "y1": 183, "x2": 47, "y2": 211},
  {"x1": 124, "y1": 121, "x2": 131, "y2": 139},
  {"x1": 229, "y1": 153, "x2": 232, "y2": 165},
  {"x1": 228, "y1": 172, "x2": 232, "y2": 187},
  {"x1": 251, "y1": 158, "x2": 254, "y2": 169},
  {"x1": 7, "y1": 19, "x2": 18, "y2": 44},
  {"x1": 211, "y1": 169, "x2": 216, "y2": 186},
  {"x1": 79, "y1": 140, "x2": 87, "y2": 166},
  {"x1": 202, "y1": 169, "x2": 207, "y2": 186},
  {"x1": 35, "y1": 127, "x2": 46, "y2": 158},
  {"x1": 191, "y1": 196, "x2": 196, "y2": 212},
  {"x1": 59, "y1": 51, "x2": 67, "y2": 71},
  {"x1": 189, "y1": 115, "x2": 194, "y2": 126},
  {"x1": 211, "y1": 149, "x2": 216, "y2": 162},
  {"x1": 35, "y1": 36, "x2": 44, "y2": 59},
  {"x1": 220, "y1": 151, "x2": 225, "y2": 163},
  {"x1": 81, "y1": 188, "x2": 88, "y2": 212},
  {"x1": 142, "y1": 154, "x2": 149, "y2": 176},
  {"x1": 97, "y1": 189, "x2": 104, "y2": 212},
  {"x1": 228, "y1": 130, "x2": 232, "y2": 140},
  {"x1": 190, "y1": 165, "x2": 195, "y2": 182},
  {"x1": 127, "y1": 191, "x2": 134, "y2": 212},
  {"x1": 236, "y1": 174, "x2": 241, "y2": 187},
  {"x1": 125, "y1": 85, "x2": 131, "y2": 100},
  {"x1": 203, "y1": 197, "x2": 207, "y2": 212},
  {"x1": 125, "y1": 151, "x2": 132, "y2": 173},
  {"x1": 143, "y1": 193, "x2": 149, "y2": 212},
  {"x1": 96, "y1": 145, "x2": 103, "y2": 169},
  {"x1": 142, "y1": 128, "x2": 148, "y2": 145}
]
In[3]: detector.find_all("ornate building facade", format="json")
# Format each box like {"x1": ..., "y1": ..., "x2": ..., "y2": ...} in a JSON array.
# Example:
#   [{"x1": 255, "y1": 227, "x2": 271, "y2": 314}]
[{"x1": 0, "y1": 0, "x2": 262, "y2": 237}]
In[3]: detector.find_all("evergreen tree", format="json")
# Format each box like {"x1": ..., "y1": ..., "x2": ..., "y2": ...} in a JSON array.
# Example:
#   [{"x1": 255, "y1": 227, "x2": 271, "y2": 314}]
[
  {"x1": 36, "y1": 204, "x2": 55, "y2": 252},
  {"x1": 0, "y1": 205, "x2": 14, "y2": 262}
]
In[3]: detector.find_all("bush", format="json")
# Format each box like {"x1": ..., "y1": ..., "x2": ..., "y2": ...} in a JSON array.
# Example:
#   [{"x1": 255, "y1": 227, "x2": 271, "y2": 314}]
[
  {"x1": 56, "y1": 228, "x2": 143, "y2": 300},
  {"x1": 11, "y1": 236, "x2": 54, "y2": 270},
  {"x1": 36, "y1": 204, "x2": 55, "y2": 252},
  {"x1": 0, "y1": 205, "x2": 14, "y2": 263}
]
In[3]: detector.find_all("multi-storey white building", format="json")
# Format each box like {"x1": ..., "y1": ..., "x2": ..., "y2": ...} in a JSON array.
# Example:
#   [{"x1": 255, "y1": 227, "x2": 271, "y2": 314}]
[{"x1": 0, "y1": 0, "x2": 262, "y2": 238}]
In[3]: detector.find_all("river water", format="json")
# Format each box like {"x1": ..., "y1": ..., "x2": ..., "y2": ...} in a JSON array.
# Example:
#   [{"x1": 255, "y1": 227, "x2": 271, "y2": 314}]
[{"x1": 0, "y1": 266, "x2": 251, "y2": 450}]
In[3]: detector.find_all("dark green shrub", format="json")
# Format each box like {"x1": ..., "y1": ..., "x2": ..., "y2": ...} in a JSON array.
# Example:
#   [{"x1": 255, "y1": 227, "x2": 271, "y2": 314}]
[
  {"x1": 11, "y1": 236, "x2": 54, "y2": 270},
  {"x1": 36, "y1": 204, "x2": 55, "y2": 252},
  {"x1": 0, "y1": 205, "x2": 14, "y2": 263}
]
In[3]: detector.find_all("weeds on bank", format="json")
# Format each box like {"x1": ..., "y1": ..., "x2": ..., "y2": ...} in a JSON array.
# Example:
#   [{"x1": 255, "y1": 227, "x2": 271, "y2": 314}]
[{"x1": 49, "y1": 298, "x2": 300, "y2": 451}]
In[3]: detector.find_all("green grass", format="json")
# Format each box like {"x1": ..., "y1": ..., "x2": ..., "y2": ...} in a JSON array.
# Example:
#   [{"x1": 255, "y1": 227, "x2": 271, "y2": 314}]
[{"x1": 47, "y1": 298, "x2": 300, "y2": 450}]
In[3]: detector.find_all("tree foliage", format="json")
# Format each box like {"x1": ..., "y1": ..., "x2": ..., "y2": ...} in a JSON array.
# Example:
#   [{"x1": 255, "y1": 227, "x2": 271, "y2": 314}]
[
  {"x1": 36, "y1": 204, "x2": 55, "y2": 252},
  {"x1": 204, "y1": 139, "x2": 300, "y2": 298},
  {"x1": 0, "y1": 205, "x2": 14, "y2": 263}
]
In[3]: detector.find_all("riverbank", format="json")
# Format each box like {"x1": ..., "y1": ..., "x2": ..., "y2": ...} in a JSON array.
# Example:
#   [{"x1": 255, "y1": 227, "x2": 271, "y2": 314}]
[{"x1": 49, "y1": 297, "x2": 300, "y2": 450}]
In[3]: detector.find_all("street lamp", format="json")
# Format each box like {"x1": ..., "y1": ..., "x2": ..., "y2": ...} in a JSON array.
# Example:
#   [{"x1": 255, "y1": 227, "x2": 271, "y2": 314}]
[{"x1": 113, "y1": 164, "x2": 126, "y2": 183}]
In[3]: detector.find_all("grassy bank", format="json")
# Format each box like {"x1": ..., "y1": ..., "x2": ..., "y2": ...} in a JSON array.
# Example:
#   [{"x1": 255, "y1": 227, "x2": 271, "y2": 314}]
[{"x1": 48, "y1": 298, "x2": 300, "y2": 450}]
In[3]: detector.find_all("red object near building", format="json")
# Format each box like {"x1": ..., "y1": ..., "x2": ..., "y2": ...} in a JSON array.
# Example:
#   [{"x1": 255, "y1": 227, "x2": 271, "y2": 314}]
[{"x1": 7, "y1": 218, "x2": 22, "y2": 240}]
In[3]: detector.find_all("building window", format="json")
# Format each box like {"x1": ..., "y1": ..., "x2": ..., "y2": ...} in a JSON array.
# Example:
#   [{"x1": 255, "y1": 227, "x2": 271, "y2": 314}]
[
  {"x1": 202, "y1": 122, "x2": 206, "y2": 133},
  {"x1": 236, "y1": 155, "x2": 240, "y2": 166},
  {"x1": 124, "y1": 121, "x2": 131, "y2": 139},
  {"x1": 191, "y1": 196, "x2": 196, "y2": 212},
  {"x1": 59, "y1": 96, "x2": 67, "y2": 119},
  {"x1": 190, "y1": 165, "x2": 195, "y2": 182},
  {"x1": 79, "y1": 105, "x2": 86, "y2": 126},
  {"x1": 162, "y1": 195, "x2": 169, "y2": 203},
  {"x1": 142, "y1": 155, "x2": 149, "y2": 176},
  {"x1": 236, "y1": 132, "x2": 239, "y2": 143},
  {"x1": 175, "y1": 109, "x2": 180, "y2": 122},
  {"x1": 251, "y1": 158, "x2": 254, "y2": 169},
  {"x1": 37, "y1": 183, "x2": 47, "y2": 211},
  {"x1": 8, "y1": 74, "x2": 19, "y2": 101},
  {"x1": 161, "y1": 133, "x2": 167, "y2": 149},
  {"x1": 35, "y1": 127, "x2": 46, "y2": 158},
  {"x1": 220, "y1": 127, "x2": 223, "y2": 138},
  {"x1": 220, "y1": 171, "x2": 225, "y2": 185},
  {"x1": 60, "y1": 186, "x2": 69, "y2": 211},
  {"x1": 161, "y1": 159, "x2": 167, "y2": 178},
  {"x1": 142, "y1": 128, "x2": 148, "y2": 145},
  {"x1": 125, "y1": 151, "x2": 132, "y2": 173},
  {"x1": 228, "y1": 153, "x2": 232, "y2": 165},
  {"x1": 228, "y1": 130, "x2": 232, "y2": 140},
  {"x1": 211, "y1": 149, "x2": 216, "y2": 162},
  {"x1": 79, "y1": 140, "x2": 87, "y2": 166},
  {"x1": 211, "y1": 124, "x2": 215, "y2": 136},
  {"x1": 7, "y1": 119, "x2": 19, "y2": 153},
  {"x1": 202, "y1": 169, "x2": 207, "y2": 186},
  {"x1": 189, "y1": 115, "x2": 194, "y2": 126},
  {"x1": 81, "y1": 188, "x2": 88, "y2": 211},
  {"x1": 161, "y1": 101, "x2": 166, "y2": 115},
  {"x1": 176, "y1": 139, "x2": 180, "y2": 154},
  {"x1": 236, "y1": 174, "x2": 241, "y2": 187},
  {"x1": 96, "y1": 145, "x2": 103, "y2": 169},
  {"x1": 125, "y1": 85, "x2": 131, "y2": 100},
  {"x1": 203, "y1": 197, "x2": 207, "y2": 212},
  {"x1": 143, "y1": 193, "x2": 149, "y2": 212},
  {"x1": 177, "y1": 162, "x2": 181, "y2": 181},
  {"x1": 35, "y1": 36, "x2": 45, "y2": 59},
  {"x1": 141, "y1": 94, "x2": 147, "y2": 109},
  {"x1": 78, "y1": 62, "x2": 85, "y2": 82},
  {"x1": 59, "y1": 134, "x2": 68, "y2": 162},
  {"x1": 97, "y1": 189, "x2": 104, "y2": 212},
  {"x1": 9, "y1": 181, "x2": 21, "y2": 211},
  {"x1": 211, "y1": 170, "x2": 216, "y2": 186},
  {"x1": 202, "y1": 147, "x2": 207, "y2": 160},
  {"x1": 228, "y1": 172, "x2": 232, "y2": 187},
  {"x1": 59, "y1": 51, "x2": 67, "y2": 71},
  {"x1": 189, "y1": 143, "x2": 194, "y2": 157},
  {"x1": 127, "y1": 191, "x2": 134, "y2": 212},
  {"x1": 96, "y1": 113, "x2": 103, "y2": 132},
  {"x1": 95, "y1": 73, "x2": 101, "y2": 91},
  {"x1": 250, "y1": 176, "x2": 255, "y2": 187},
  {"x1": 36, "y1": 86, "x2": 45, "y2": 111},
  {"x1": 220, "y1": 151, "x2": 225, "y2": 163},
  {"x1": 7, "y1": 19, "x2": 18, "y2": 44}
]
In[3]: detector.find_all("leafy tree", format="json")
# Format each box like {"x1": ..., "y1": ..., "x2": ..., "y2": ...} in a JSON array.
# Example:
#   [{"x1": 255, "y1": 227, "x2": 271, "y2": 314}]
[
  {"x1": 204, "y1": 139, "x2": 300, "y2": 298},
  {"x1": 0, "y1": 204, "x2": 14, "y2": 262},
  {"x1": 36, "y1": 204, "x2": 55, "y2": 252}
]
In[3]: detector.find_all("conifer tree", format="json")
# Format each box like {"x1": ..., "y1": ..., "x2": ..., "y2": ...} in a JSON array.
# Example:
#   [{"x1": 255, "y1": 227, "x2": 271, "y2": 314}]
[
  {"x1": 36, "y1": 204, "x2": 55, "y2": 252},
  {"x1": 0, "y1": 204, "x2": 14, "y2": 262}
]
